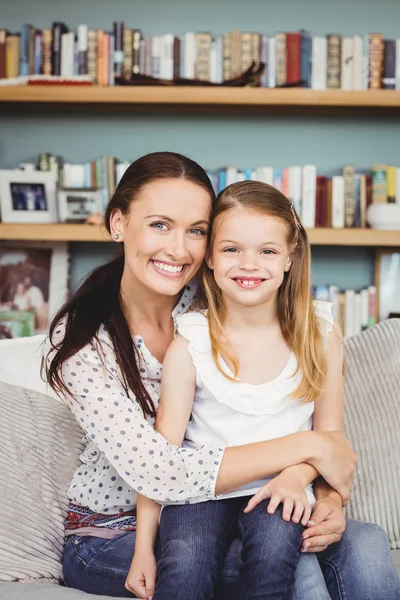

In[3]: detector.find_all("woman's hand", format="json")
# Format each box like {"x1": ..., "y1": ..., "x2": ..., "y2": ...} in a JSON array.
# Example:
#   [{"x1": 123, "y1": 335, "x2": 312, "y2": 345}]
[
  {"x1": 125, "y1": 550, "x2": 157, "y2": 600},
  {"x1": 301, "y1": 494, "x2": 346, "y2": 553},
  {"x1": 244, "y1": 467, "x2": 312, "y2": 526},
  {"x1": 309, "y1": 431, "x2": 357, "y2": 504}
]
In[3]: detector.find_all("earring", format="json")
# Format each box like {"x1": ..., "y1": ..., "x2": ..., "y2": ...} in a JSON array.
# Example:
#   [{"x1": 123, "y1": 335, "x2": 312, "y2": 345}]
[{"x1": 113, "y1": 233, "x2": 120, "y2": 240}]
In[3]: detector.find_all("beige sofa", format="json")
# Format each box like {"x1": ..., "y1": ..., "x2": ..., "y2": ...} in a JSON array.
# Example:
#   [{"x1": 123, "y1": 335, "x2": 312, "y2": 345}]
[{"x1": 0, "y1": 320, "x2": 399, "y2": 599}]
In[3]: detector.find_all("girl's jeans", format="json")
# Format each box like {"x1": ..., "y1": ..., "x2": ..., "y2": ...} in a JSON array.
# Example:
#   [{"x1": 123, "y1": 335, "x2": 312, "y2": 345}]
[{"x1": 63, "y1": 513, "x2": 400, "y2": 599}]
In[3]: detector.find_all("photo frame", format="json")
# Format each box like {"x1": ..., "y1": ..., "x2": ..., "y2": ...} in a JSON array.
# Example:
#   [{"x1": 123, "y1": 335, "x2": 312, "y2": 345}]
[
  {"x1": 57, "y1": 188, "x2": 103, "y2": 223},
  {"x1": 0, "y1": 241, "x2": 70, "y2": 337},
  {"x1": 0, "y1": 169, "x2": 58, "y2": 224},
  {"x1": 375, "y1": 250, "x2": 400, "y2": 322}
]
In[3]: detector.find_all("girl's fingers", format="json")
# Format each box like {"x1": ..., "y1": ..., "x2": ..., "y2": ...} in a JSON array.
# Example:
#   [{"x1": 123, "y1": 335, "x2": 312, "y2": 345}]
[
  {"x1": 244, "y1": 487, "x2": 271, "y2": 513},
  {"x1": 291, "y1": 500, "x2": 305, "y2": 524},
  {"x1": 282, "y1": 498, "x2": 294, "y2": 521},
  {"x1": 301, "y1": 503, "x2": 313, "y2": 527},
  {"x1": 267, "y1": 494, "x2": 283, "y2": 515}
]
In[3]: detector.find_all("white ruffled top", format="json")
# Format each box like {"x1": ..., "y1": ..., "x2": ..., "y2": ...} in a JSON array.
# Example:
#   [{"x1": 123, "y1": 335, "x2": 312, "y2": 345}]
[{"x1": 178, "y1": 300, "x2": 334, "y2": 502}]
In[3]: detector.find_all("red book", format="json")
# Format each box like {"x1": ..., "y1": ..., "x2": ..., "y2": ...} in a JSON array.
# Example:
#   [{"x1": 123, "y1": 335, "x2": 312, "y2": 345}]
[
  {"x1": 315, "y1": 176, "x2": 328, "y2": 227},
  {"x1": 286, "y1": 32, "x2": 301, "y2": 85}
]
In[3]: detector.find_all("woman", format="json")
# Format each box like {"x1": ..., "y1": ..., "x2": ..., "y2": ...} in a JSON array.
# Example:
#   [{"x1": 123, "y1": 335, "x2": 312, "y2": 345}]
[{"x1": 44, "y1": 152, "x2": 399, "y2": 599}]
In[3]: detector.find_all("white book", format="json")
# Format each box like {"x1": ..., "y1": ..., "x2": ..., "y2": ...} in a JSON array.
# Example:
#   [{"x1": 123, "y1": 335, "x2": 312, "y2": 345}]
[
  {"x1": 77, "y1": 24, "x2": 88, "y2": 52},
  {"x1": 250, "y1": 169, "x2": 258, "y2": 181},
  {"x1": 288, "y1": 166, "x2": 302, "y2": 216},
  {"x1": 162, "y1": 34, "x2": 174, "y2": 81},
  {"x1": 360, "y1": 288, "x2": 369, "y2": 330},
  {"x1": 151, "y1": 36, "x2": 161, "y2": 79},
  {"x1": 184, "y1": 32, "x2": 196, "y2": 79},
  {"x1": 345, "y1": 289, "x2": 356, "y2": 338},
  {"x1": 331, "y1": 175, "x2": 345, "y2": 228},
  {"x1": 236, "y1": 171, "x2": 245, "y2": 182},
  {"x1": 311, "y1": 37, "x2": 327, "y2": 90},
  {"x1": 61, "y1": 33, "x2": 69, "y2": 78},
  {"x1": 116, "y1": 162, "x2": 130, "y2": 186},
  {"x1": 341, "y1": 37, "x2": 353, "y2": 90},
  {"x1": 361, "y1": 34, "x2": 369, "y2": 90},
  {"x1": 256, "y1": 166, "x2": 273, "y2": 185},
  {"x1": 267, "y1": 37, "x2": 276, "y2": 87},
  {"x1": 226, "y1": 166, "x2": 238, "y2": 186},
  {"x1": 396, "y1": 39, "x2": 400, "y2": 90},
  {"x1": 352, "y1": 36, "x2": 363, "y2": 90},
  {"x1": 354, "y1": 292, "x2": 362, "y2": 335},
  {"x1": 210, "y1": 41, "x2": 218, "y2": 83},
  {"x1": 301, "y1": 165, "x2": 317, "y2": 228},
  {"x1": 329, "y1": 284, "x2": 340, "y2": 321}
]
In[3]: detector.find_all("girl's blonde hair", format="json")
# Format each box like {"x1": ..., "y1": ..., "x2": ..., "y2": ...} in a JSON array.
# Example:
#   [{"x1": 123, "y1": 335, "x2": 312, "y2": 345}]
[{"x1": 202, "y1": 180, "x2": 326, "y2": 404}]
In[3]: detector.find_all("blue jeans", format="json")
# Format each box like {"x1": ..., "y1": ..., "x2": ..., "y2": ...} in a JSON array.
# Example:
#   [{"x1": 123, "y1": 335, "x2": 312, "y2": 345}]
[
  {"x1": 63, "y1": 518, "x2": 400, "y2": 599},
  {"x1": 155, "y1": 498, "x2": 304, "y2": 599}
]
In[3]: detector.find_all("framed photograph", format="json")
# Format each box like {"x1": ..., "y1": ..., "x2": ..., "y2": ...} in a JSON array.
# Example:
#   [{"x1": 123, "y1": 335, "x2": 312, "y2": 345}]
[
  {"x1": 0, "y1": 169, "x2": 58, "y2": 223},
  {"x1": 0, "y1": 242, "x2": 70, "y2": 337},
  {"x1": 58, "y1": 188, "x2": 103, "y2": 223},
  {"x1": 375, "y1": 250, "x2": 400, "y2": 322}
]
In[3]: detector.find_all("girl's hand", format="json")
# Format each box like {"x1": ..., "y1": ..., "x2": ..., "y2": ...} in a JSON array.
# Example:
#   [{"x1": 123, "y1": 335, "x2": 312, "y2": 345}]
[
  {"x1": 125, "y1": 550, "x2": 157, "y2": 600},
  {"x1": 244, "y1": 469, "x2": 312, "y2": 526},
  {"x1": 301, "y1": 495, "x2": 346, "y2": 553},
  {"x1": 310, "y1": 431, "x2": 357, "y2": 504}
]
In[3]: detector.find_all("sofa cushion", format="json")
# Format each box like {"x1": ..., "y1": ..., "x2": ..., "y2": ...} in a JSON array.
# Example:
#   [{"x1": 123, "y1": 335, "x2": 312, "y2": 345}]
[
  {"x1": 0, "y1": 382, "x2": 85, "y2": 583},
  {"x1": 0, "y1": 582, "x2": 127, "y2": 599},
  {"x1": 344, "y1": 319, "x2": 400, "y2": 549}
]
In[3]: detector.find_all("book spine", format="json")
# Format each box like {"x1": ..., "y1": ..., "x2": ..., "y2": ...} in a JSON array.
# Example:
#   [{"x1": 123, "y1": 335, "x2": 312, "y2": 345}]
[
  {"x1": 241, "y1": 32, "x2": 253, "y2": 72},
  {"x1": 343, "y1": 165, "x2": 355, "y2": 227},
  {"x1": 382, "y1": 39, "x2": 396, "y2": 89},
  {"x1": 260, "y1": 35, "x2": 268, "y2": 87},
  {"x1": 341, "y1": 36, "x2": 353, "y2": 90},
  {"x1": 113, "y1": 21, "x2": 124, "y2": 77},
  {"x1": 87, "y1": 30, "x2": 97, "y2": 82},
  {"x1": 34, "y1": 31, "x2": 42, "y2": 75},
  {"x1": 268, "y1": 37, "x2": 276, "y2": 87},
  {"x1": 6, "y1": 34, "x2": 20, "y2": 78},
  {"x1": 352, "y1": 35, "x2": 363, "y2": 90},
  {"x1": 301, "y1": 165, "x2": 317, "y2": 228},
  {"x1": 275, "y1": 32, "x2": 286, "y2": 86},
  {"x1": 41, "y1": 28, "x2": 52, "y2": 75},
  {"x1": 372, "y1": 165, "x2": 387, "y2": 203},
  {"x1": 396, "y1": 39, "x2": 400, "y2": 90},
  {"x1": 19, "y1": 24, "x2": 32, "y2": 76},
  {"x1": 368, "y1": 33, "x2": 384, "y2": 89},
  {"x1": 311, "y1": 36, "x2": 327, "y2": 89},
  {"x1": 230, "y1": 30, "x2": 242, "y2": 78},
  {"x1": 173, "y1": 36, "x2": 180, "y2": 80},
  {"x1": 52, "y1": 22, "x2": 67, "y2": 76},
  {"x1": 300, "y1": 31, "x2": 311, "y2": 87},
  {"x1": 77, "y1": 24, "x2": 88, "y2": 75},
  {"x1": 386, "y1": 165, "x2": 396, "y2": 203},
  {"x1": 331, "y1": 175, "x2": 345, "y2": 228},
  {"x1": 0, "y1": 30, "x2": 6, "y2": 78},
  {"x1": 195, "y1": 32, "x2": 212, "y2": 81},
  {"x1": 326, "y1": 34, "x2": 341, "y2": 88},
  {"x1": 222, "y1": 32, "x2": 232, "y2": 81},
  {"x1": 132, "y1": 30, "x2": 141, "y2": 75},
  {"x1": 122, "y1": 28, "x2": 133, "y2": 78},
  {"x1": 286, "y1": 32, "x2": 301, "y2": 85}
]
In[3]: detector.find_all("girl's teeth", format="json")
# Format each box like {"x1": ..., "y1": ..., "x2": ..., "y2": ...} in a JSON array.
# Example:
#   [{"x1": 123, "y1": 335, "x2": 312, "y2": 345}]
[
  {"x1": 238, "y1": 279, "x2": 256, "y2": 286},
  {"x1": 154, "y1": 261, "x2": 183, "y2": 273}
]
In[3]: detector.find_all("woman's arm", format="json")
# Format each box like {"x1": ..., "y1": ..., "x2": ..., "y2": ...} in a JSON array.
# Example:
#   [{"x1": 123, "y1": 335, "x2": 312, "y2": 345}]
[{"x1": 44, "y1": 326, "x2": 355, "y2": 504}]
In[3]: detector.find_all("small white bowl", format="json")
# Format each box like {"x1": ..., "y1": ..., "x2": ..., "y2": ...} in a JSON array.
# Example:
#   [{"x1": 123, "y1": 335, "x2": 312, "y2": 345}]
[{"x1": 367, "y1": 203, "x2": 400, "y2": 230}]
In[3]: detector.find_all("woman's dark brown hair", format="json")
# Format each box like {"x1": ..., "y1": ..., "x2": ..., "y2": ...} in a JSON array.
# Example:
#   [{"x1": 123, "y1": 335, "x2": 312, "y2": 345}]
[{"x1": 44, "y1": 151, "x2": 215, "y2": 417}]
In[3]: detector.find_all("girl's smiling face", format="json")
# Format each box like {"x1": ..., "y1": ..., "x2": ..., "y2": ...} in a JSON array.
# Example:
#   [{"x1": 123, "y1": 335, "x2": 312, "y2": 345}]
[{"x1": 207, "y1": 206, "x2": 292, "y2": 308}]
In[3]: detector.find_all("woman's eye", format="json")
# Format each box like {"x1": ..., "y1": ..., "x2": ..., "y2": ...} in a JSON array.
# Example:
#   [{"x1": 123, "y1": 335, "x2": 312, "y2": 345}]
[
  {"x1": 150, "y1": 221, "x2": 168, "y2": 231},
  {"x1": 189, "y1": 228, "x2": 207, "y2": 236}
]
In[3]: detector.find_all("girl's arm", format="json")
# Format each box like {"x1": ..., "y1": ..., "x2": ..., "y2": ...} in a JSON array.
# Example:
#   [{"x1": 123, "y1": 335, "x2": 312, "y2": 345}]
[
  {"x1": 46, "y1": 325, "x2": 355, "y2": 504},
  {"x1": 134, "y1": 335, "x2": 197, "y2": 555}
]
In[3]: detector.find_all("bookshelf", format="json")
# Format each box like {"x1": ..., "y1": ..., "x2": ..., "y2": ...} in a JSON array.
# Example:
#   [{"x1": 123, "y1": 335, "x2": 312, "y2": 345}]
[
  {"x1": 2, "y1": 86, "x2": 400, "y2": 110},
  {"x1": 0, "y1": 223, "x2": 399, "y2": 246}
]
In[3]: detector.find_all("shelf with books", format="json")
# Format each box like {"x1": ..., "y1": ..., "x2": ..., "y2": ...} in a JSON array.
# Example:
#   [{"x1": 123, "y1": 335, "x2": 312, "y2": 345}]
[
  {"x1": 2, "y1": 86, "x2": 400, "y2": 110},
  {"x1": 0, "y1": 223, "x2": 399, "y2": 246}
]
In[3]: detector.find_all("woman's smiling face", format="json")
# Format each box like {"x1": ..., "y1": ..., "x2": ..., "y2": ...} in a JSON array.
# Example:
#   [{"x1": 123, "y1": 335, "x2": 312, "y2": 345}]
[{"x1": 111, "y1": 178, "x2": 212, "y2": 297}]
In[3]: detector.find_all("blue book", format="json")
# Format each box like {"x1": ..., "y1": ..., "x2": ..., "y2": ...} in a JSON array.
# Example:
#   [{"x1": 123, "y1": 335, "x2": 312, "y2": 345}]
[
  {"x1": 34, "y1": 32, "x2": 41, "y2": 75},
  {"x1": 300, "y1": 31, "x2": 311, "y2": 88},
  {"x1": 354, "y1": 174, "x2": 361, "y2": 228},
  {"x1": 244, "y1": 168, "x2": 254, "y2": 180},
  {"x1": 218, "y1": 168, "x2": 227, "y2": 193},
  {"x1": 19, "y1": 24, "x2": 33, "y2": 76},
  {"x1": 273, "y1": 167, "x2": 283, "y2": 191}
]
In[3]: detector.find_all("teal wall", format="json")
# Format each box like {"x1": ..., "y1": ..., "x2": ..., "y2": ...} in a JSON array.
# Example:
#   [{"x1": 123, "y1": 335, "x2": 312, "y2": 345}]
[{"x1": 1, "y1": 0, "x2": 397, "y2": 290}]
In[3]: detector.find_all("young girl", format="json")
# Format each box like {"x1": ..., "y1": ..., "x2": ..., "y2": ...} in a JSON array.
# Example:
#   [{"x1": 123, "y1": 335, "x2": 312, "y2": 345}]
[{"x1": 129, "y1": 180, "x2": 346, "y2": 600}]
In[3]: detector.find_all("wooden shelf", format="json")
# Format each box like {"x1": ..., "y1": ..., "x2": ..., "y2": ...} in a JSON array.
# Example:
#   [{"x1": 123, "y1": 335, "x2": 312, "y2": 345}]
[
  {"x1": 1, "y1": 86, "x2": 400, "y2": 109},
  {"x1": 0, "y1": 223, "x2": 399, "y2": 246}
]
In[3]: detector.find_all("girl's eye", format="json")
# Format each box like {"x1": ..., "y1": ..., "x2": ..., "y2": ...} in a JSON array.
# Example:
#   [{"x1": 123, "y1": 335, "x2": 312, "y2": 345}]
[
  {"x1": 261, "y1": 249, "x2": 276, "y2": 255},
  {"x1": 189, "y1": 228, "x2": 207, "y2": 236},
  {"x1": 223, "y1": 247, "x2": 238, "y2": 253},
  {"x1": 150, "y1": 221, "x2": 168, "y2": 231}
]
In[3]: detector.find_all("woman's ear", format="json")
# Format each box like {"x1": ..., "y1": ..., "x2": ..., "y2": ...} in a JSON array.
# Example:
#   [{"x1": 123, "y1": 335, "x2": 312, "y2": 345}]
[
  {"x1": 110, "y1": 209, "x2": 124, "y2": 241},
  {"x1": 284, "y1": 254, "x2": 292, "y2": 272}
]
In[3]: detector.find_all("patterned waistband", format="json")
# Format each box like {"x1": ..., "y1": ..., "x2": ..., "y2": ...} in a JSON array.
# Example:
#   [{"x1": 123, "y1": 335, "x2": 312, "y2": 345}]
[{"x1": 65, "y1": 502, "x2": 137, "y2": 531}]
